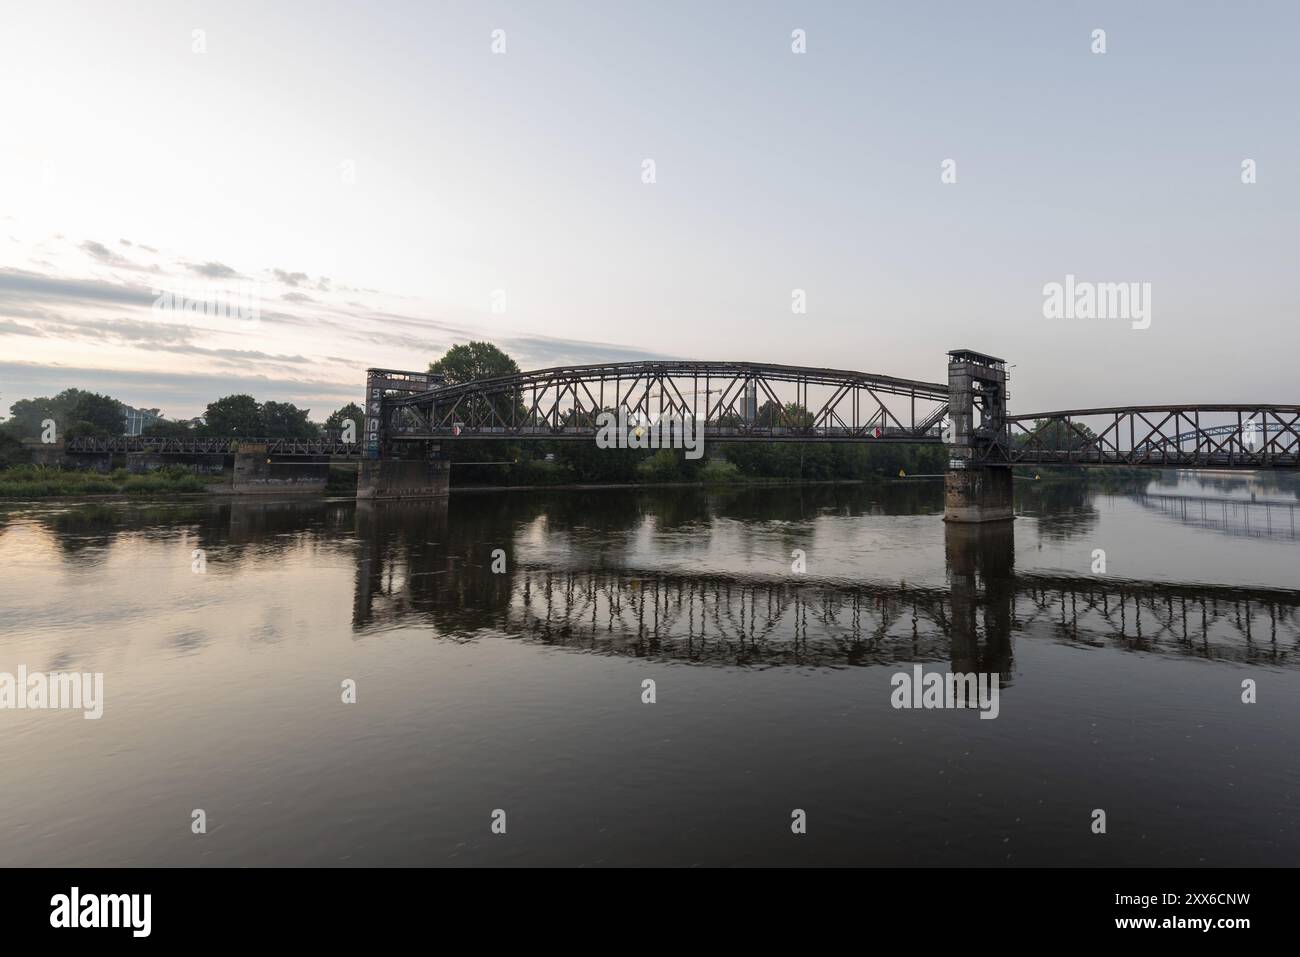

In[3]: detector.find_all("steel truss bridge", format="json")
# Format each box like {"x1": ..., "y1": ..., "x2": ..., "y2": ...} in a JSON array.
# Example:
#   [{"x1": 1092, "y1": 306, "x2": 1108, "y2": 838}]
[
  {"x1": 380, "y1": 361, "x2": 1299, "y2": 469},
  {"x1": 385, "y1": 360, "x2": 950, "y2": 443},
  {"x1": 986, "y1": 405, "x2": 1300, "y2": 469},
  {"x1": 62, "y1": 358, "x2": 1299, "y2": 470}
]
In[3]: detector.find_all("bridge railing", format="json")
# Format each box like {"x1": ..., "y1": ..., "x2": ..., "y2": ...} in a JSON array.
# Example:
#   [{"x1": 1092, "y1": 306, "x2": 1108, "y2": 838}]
[
  {"x1": 388, "y1": 423, "x2": 946, "y2": 442},
  {"x1": 63, "y1": 436, "x2": 365, "y2": 457}
]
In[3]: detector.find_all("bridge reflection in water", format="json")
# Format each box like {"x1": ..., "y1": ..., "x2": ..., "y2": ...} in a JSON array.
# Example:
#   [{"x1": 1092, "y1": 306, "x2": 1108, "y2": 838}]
[
  {"x1": 351, "y1": 500, "x2": 1300, "y2": 676},
  {"x1": 1132, "y1": 491, "x2": 1300, "y2": 540}
]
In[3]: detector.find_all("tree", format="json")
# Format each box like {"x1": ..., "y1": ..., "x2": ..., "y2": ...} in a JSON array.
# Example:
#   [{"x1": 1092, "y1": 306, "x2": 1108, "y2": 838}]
[
  {"x1": 202, "y1": 395, "x2": 263, "y2": 437},
  {"x1": 0, "y1": 428, "x2": 25, "y2": 466},
  {"x1": 552, "y1": 438, "x2": 646, "y2": 483},
  {"x1": 754, "y1": 399, "x2": 782, "y2": 427},
  {"x1": 752, "y1": 399, "x2": 813, "y2": 429},
  {"x1": 325, "y1": 402, "x2": 364, "y2": 431},
  {"x1": 1017, "y1": 418, "x2": 1098, "y2": 452},
  {"x1": 3, "y1": 397, "x2": 61, "y2": 440},
  {"x1": 2, "y1": 390, "x2": 123, "y2": 440},
  {"x1": 65, "y1": 390, "x2": 126, "y2": 436},
  {"x1": 261, "y1": 400, "x2": 316, "y2": 439},
  {"x1": 430, "y1": 340, "x2": 526, "y2": 428},
  {"x1": 429, "y1": 342, "x2": 527, "y2": 473},
  {"x1": 143, "y1": 418, "x2": 196, "y2": 438},
  {"x1": 429, "y1": 341, "x2": 521, "y2": 384}
]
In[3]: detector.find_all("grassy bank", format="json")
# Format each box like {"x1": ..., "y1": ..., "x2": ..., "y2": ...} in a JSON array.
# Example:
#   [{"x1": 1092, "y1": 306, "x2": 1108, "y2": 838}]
[
  {"x1": 0, "y1": 464, "x2": 210, "y2": 498},
  {"x1": 442, "y1": 441, "x2": 950, "y2": 487},
  {"x1": 2, "y1": 457, "x2": 1116, "y2": 500}
]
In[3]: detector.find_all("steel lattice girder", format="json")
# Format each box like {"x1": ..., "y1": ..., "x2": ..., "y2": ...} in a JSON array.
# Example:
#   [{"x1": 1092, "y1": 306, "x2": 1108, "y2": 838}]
[
  {"x1": 385, "y1": 360, "x2": 950, "y2": 442},
  {"x1": 990, "y1": 405, "x2": 1300, "y2": 468},
  {"x1": 63, "y1": 436, "x2": 366, "y2": 457}
]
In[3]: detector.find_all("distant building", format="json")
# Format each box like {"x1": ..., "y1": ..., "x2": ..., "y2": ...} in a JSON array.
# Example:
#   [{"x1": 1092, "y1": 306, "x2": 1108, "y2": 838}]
[
  {"x1": 738, "y1": 381, "x2": 759, "y2": 423},
  {"x1": 122, "y1": 406, "x2": 163, "y2": 436}
]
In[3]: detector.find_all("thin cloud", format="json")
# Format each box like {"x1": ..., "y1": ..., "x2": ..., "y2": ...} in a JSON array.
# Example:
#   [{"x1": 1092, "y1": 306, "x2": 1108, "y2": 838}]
[
  {"x1": 2, "y1": 311, "x2": 195, "y2": 345},
  {"x1": 0, "y1": 359, "x2": 360, "y2": 417},
  {"x1": 272, "y1": 268, "x2": 309, "y2": 287},
  {"x1": 502, "y1": 334, "x2": 678, "y2": 366},
  {"x1": 0, "y1": 269, "x2": 156, "y2": 308},
  {"x1": 0, "y1": 254, "x2": 674, "y2": 416},
  {"x1": 0, "y1": 318, "x2": 46, "y2": 338},
  {"x1": 81, "y1": 239, "x2": 132, "y2": 266},
  {"x1": 137, "y1": 342, "x2": 310, "y2": 365},
  {"x1": 187, "y1": 261, "x2": 240, "y2": 279}
]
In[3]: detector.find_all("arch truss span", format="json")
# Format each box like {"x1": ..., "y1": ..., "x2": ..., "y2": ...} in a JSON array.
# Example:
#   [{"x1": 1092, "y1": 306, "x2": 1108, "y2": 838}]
[
  {"x1": 989, "y1": 405, "x2": 1300, "y2": 469},
  {"x1": 386, "y1": 360, "x2": 950, "y2": 443}
]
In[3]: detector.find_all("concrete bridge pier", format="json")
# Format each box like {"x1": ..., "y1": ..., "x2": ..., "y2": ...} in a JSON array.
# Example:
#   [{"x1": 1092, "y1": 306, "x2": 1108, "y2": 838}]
[
  {"x1": 944, "y1": 465, "x2": 1013, "y2": 523},
  {"x1": 356, "y1": 454, "x2": 450, "y2": 500},
  {"x1": 230, "y1": 443, "x2": 329, "y2": 494}
]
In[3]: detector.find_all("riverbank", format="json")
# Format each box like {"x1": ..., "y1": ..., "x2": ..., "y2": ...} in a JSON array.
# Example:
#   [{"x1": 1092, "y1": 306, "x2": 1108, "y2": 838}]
[
  {"x1": 0, "y1": 462, "x2": 1186, "y2": 502},
  {"x1": 9, "y1": 461, "x2": 1211, "y2": 502},
  {"x1": 0, "y1": 466, "x2": 945, "y2": 501},
  {"x1": 448, "y1": 474, "x2": 940, "y2": 494},
  {"x1": 0, "y1": 464, "x2": 209, "y2": 498}
]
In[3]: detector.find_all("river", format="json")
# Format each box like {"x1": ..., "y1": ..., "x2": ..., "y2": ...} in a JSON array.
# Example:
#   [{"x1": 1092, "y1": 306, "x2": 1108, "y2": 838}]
[{"x1": 2, "y1": 472, "x2": 1298, "y2": 866}]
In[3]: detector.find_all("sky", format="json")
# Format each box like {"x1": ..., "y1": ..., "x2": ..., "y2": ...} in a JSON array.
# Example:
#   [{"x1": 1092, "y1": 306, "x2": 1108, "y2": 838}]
[{"x1": 1, "y1": 0, "x2": 1297, "y2": 420}]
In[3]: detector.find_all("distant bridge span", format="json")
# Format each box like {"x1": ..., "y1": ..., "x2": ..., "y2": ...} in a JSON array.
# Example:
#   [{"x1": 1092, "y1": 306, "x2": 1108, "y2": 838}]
[{"x1": 992, "y1": 405, "x2": 1300, "y2": 469}]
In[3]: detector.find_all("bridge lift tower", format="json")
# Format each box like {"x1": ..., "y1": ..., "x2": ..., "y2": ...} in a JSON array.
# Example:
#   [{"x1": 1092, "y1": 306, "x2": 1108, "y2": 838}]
[
  {"x1": 358, "y1": 368, "x2": 451, "y2": 499},
  {"x1": 944, "y1": 349, "x2": 1013, "y2": 522}
]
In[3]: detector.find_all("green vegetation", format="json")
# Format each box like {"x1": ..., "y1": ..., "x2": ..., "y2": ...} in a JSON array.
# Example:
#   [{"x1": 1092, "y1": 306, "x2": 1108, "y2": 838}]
[
  {"x1": 1, "y1": 384, "x2": 371, "y2": 448},
  {"x1": 0, "y1": 465, "x2": 209, "y2": 498},
  {"x1": 0, "y1": 430, "x2": 26, "y2": 467},
  {"x1": 441, "y1": 441, "x2": 946, "y2": 489},
  {"x1": 141, "y1": 418, "x2": 197, "y2": 438},
  {"x1": 324, "y1": 464, "x2": 360, "y2": 494},
  {"x1": 199, "y1": 395, "x2": 318, "y2": 439},
  {"x1": 430, "y1": 341, "x2": 521, "y2": 384},
  {"x1": 325, "y1": 403, "x2": 365, "y2": 432},
  {"x1": 1013, "y1": 418, "x2": 1099, "y2": 453},
  {"x1": 3, "y1": 388, "x2": 125, "y2": 441},
  {"x1": 1009, "y1": 418, "x2": 1104, "y2": 478},
  {"x1": 699, "y1": 458, "x2": 741, "y2": 484}
]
